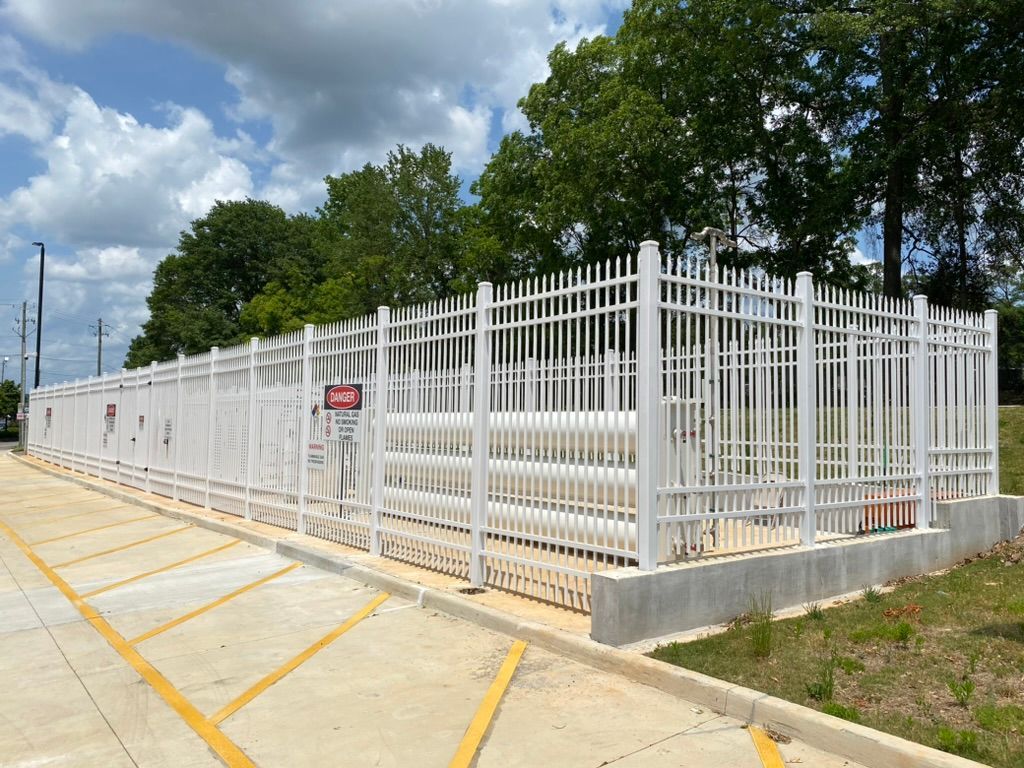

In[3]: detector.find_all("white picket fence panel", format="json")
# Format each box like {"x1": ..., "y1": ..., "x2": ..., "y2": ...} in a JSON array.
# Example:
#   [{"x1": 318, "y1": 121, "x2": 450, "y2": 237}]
[{"x1": 26, "y1": 242, "x2": 999, "y2": 611}]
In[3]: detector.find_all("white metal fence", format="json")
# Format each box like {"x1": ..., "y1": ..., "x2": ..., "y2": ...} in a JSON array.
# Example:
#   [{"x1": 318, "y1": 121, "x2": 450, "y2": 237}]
[{"x1": 27, "y1": 241, "x2": 999, "y2": 611}]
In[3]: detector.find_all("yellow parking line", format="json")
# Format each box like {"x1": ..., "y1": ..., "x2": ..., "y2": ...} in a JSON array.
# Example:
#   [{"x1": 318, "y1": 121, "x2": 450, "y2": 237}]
[
  {"x1": 0, "y1": 518, "x2": 255, "y2": 768},
  {"x1": 209, "y1": 592, "x2": 389, "y2": 725},
  {"x1": 449, "y1": 639, "x2": 528, "y2": 768},
  {"x1": 81, "y1": 539, "x2": 242, "y2": 598},
  {"x1": 53, "y1": 526, "x2": 192, "y2": 568},
  {"x1": 748, "y1": 726, "x2": 786, "y2": 768},
  {"x1": 130, "y1": 562, "x2": 302, "y2": 645},
  {"x1": 31, "y1": 515, "x2": 159, "y2": 545}
]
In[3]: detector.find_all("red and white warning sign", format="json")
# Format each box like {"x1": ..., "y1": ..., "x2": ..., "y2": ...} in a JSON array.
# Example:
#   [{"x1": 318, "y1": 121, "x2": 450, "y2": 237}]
[{"x1": 322, "y1": 384, "x2": 362, "y2": 443}]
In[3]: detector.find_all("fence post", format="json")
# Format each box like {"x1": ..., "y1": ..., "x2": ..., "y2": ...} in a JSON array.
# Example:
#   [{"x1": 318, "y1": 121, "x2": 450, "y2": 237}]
[
  {"x1": 985, "y1": 309, "x2": 999, "y2": 495},
  {"x1": 469, "y1": 282, "x2": 493, "y2": 586},
  {"x1": 116, "y1": 368, "x2": 125, "y2": 485},
  {"x1": 101, "y1": 375, "x2": 109, "y2": 481},
  {"x1": 146, "y1": 361, "x2": 156, "y2": 493},
  {"x1": 913, "y1": 296, "x2": 932, "y2": 528},
  {"x1": 459, "y1": 363, "x2": 472, "y2": 412},
  {"x1": 604, "y1": 349, "x2": 619, "y2": 411},
  {"x1": 370, "y1": 307, "x2": 390, "y2": 556},
  {"x1": 172, "y1": 353, "x2": 184, "y2": 501},
  {"x1": 795, "y1": 272, "x2": 817, "y2": 547},
  {"x1": 846, "y1": 325, "x2": 858, "y2": 478},
  {"x1": 70, "y1": 379, "x2": 78, "y2": 472},
  {"x1": 297, "y1": 324, "x2": 314, "y2": 536},
  {"x1": 636, "y1": 240, "x2": 661, "y2": 571},
  {"x1": 204, "y1": 347, "x2": 218, "y2": 509},
  {"x1": 244, "y1": 338, "x2": 258, "y2": 520}
]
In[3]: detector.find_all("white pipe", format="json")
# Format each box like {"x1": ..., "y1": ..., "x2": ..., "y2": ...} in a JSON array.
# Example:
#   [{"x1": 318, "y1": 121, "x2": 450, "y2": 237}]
[
  {"x1": 382, "y1": 450, "x2": 636, "y2": 506},
  {"x1": 384, "y1": 410, "x2": 637, "y2": 452},
  {"x1": 381, "y1": 487, "x2": 637, "y2": 550}
]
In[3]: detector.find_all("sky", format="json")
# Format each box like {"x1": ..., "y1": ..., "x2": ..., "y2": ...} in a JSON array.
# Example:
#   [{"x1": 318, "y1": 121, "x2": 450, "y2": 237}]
[{"x1": 0, "y1": 0, "x2": 630, "y2": 388}]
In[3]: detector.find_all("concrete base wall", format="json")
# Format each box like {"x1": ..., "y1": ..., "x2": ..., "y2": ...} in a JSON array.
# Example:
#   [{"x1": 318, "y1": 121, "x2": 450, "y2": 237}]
[{"x1": 591, "y1": 495, "x2": 1024, "y2": 646}]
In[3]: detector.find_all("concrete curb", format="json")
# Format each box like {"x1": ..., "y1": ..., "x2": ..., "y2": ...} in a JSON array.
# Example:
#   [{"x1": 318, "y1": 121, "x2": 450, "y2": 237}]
[{"x1": 11, "y1": 454, "x2": 982, "y2": 768}]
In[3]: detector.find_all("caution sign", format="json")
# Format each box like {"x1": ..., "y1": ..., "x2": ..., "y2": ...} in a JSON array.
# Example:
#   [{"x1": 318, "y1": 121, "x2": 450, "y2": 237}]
[
  {"x1": 306, "y1": 441, "x2": 326, "y2": 470},
  {"x1": 105, "y1": 403, "x2": 117, "y2": 433},
  {"x1": 322, "y1": 384, "x2": 362, "y2": 443}
]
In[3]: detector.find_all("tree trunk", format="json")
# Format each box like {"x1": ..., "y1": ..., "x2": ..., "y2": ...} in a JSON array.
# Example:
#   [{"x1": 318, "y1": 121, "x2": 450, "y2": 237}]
[
  {"x1": 954, "y1": 148, "x2": 969, "y2": 309},
  {"x1": 882, "y1": 164, "x2": 905, "y2": 298},
  {"x1": 880, "y1": 31, "x2": 907, "y2": 299}
]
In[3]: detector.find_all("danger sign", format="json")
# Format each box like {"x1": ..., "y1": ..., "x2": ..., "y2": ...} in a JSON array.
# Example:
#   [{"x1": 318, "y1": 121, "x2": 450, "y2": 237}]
[{"x1": 323, "y1": 384, "x2": 362, "y2": 411}]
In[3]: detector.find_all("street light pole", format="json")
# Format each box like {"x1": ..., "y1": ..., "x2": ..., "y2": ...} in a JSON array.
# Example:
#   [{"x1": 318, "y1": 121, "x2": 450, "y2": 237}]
[
  {"x1": 31, "y1": 242, "x2": 44, "y2": 389},
  {"x1": 1, "y1": 356, "x2": 7, "y2": 382}
]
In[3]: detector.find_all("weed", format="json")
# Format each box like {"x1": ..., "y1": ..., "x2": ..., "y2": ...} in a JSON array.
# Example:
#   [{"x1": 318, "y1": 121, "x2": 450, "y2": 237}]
[
  {"x1": 822, "y1": 702, "x2": 862, "y2": 723},
  {"x1": 804, "y1": 602, "x2": 826, "y2": 621},
  {"x1": 968, "y1": 650, "x2": 981, "y2": 675},
  {"x1": 835, "y1": 655, "x2": 865, "y2": 675},
  {"x1": 916, "y1": 695, "x2": 933, "y2": 719},
  {"x1": 936, "y1": 727, "x2": 981, "y2": 759},
  {"x1": 893, "y1": 620, "x2": 914, "y2": 644},
  {"x1": 748, "y1": 591, "x2": 774, "y2": 658},
  {"x1": 914, "y1": 635, "x2": 925, "y2": 654},
  {"x1": 863, "y1": 586, "x2": 883, "y2": 603},
  {"x1": 806, "y1": 656, "x2": 836, "y2": 701},
  {"x1": 948, "y1": 678, "x2": 977, "y2": 707}
]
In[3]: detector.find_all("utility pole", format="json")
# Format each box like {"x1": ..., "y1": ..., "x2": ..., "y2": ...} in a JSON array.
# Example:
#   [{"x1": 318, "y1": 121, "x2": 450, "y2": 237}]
[
  {"x1": 91, "y1": 318, "x2": 110, "y2": 376},
  {"x1": 32, "y1": 242, "x2": 45, "y2": 389},
  {"x1": 13, "y1": 301, "x2": 32, "y2": 448}
]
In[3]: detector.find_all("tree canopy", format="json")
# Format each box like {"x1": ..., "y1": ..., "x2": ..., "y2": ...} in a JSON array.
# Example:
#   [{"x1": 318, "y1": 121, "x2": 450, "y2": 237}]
[{"x1": 127, "y1": 1, "x2": 1024, "y2": 369}]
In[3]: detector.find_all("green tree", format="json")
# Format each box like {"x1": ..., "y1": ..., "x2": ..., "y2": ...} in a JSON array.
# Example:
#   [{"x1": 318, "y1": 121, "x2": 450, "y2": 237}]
[
  {"x1": 0, "y1": 379, "x2": 21, "y2": 421},
  {"x1": 474, "y1": 0, "x2": 865, "y2": 281},
  {"x1": 242, "y1": 144, "x2": 476, "y2": 335},
  {"x1": 126, "y1": 199, "x2": 319, "y2": 366},
  {"x1": 807, "y1": 0, "x2": 1024, "y2": 299}
]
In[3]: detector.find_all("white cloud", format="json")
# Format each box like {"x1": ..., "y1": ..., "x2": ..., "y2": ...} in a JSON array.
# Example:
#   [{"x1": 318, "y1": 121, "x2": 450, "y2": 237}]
[
  {"x1": 0, "y1": 35, "x2": 74, "y2": 142},
  {"x1": 1, "y1": 0, "x2": 626, "y2": 208},
  {"x1": 850, "y1": 246, "x2": 876, "y2": 267},
  {"x1": 0, "y1": 88, "x2": 254, "y2": 248}
]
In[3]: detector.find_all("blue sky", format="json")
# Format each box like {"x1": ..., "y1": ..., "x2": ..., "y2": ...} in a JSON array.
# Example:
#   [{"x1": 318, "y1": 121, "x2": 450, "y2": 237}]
[{"x1": 0, "y1": 1, "x2": 630, "y2": 387}]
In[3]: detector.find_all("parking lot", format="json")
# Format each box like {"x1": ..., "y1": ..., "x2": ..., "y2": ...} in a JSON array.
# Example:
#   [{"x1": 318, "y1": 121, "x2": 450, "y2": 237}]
[{"x1": 0, "y1": 454, "x2": 864, "y2": 767}]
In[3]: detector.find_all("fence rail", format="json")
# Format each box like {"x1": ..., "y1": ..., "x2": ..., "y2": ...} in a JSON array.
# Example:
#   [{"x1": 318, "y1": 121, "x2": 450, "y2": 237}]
[{"x1": 27, "y1": 242, "x2": 999, "y2": 611}]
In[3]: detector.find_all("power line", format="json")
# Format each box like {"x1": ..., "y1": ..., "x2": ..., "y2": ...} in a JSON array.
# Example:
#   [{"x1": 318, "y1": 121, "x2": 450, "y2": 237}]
[
  {"x1": 41, "y1": 355, "x2": 96, "y2": 363},
  {"x1": 50, "y1": 309, "x2": 96, "y2": 324}
]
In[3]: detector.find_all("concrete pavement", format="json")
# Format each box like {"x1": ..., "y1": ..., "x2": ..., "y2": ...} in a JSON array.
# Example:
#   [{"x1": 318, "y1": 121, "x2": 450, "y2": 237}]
[{"x1": 0, "y1": 454, "x2": 864, "y2": 767}]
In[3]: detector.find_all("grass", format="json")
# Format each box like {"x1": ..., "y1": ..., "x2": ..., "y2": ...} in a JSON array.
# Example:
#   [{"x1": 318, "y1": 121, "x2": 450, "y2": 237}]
[
  {"x1": 747, "y1": 592, "x2": 774, "y2": 658},
  {"x1": 649, "y1": 532, "x2": 1024, "y2": 767},
  {"x1": 1001, "y1": 406, "x2": 1024, "y2": 495}
]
